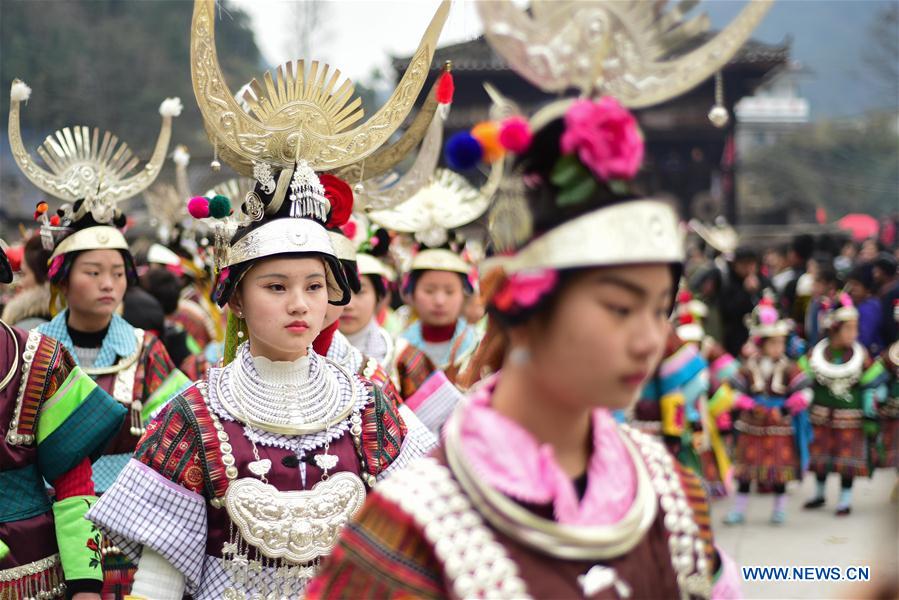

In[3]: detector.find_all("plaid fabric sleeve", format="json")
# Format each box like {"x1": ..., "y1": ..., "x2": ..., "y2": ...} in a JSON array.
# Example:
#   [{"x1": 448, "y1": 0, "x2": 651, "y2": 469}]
[
  {"x1": 86, "y1": 459, "x2": 207, "y2": 594},
  {"x1": 378, "y1": 405, "x2": 438, "y2": 481},
  {"x1": 305, "y1": 492, "x2": 444, "y2": 599},
  {"x1": 404, "y1": 371, "x2": 464, "y2": 435}
]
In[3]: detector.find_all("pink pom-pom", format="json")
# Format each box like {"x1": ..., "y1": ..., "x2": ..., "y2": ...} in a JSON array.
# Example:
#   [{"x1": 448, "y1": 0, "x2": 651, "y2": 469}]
[
  {"x1": 499, "y1": 116, "x2": 532, "y2": 153},
  {"x1": 188, "y1": 196, "x2": 210, "y2": 219}
]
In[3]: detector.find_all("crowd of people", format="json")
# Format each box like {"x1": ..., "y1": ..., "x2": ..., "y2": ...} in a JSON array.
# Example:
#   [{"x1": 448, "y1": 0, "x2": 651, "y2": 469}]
[{"x1": 1, "y1": 1, "x2": 897, "y2": 599}]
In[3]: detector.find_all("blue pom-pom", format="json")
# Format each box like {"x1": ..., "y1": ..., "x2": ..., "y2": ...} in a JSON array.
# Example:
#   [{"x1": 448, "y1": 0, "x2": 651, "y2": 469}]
[
  {"x1": 209, "y1": 194, "x2": 231, "y2": 219},
  {"x1": 445, "y1": 132, "x2": 483, "y2": 171}
]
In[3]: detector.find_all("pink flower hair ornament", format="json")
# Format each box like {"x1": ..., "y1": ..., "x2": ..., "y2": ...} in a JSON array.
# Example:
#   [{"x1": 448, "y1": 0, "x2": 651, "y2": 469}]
[
  {"x1": 560, "y1": 97, "x2": 644, "y2": 182},
  {"x1": 492, "y1": 269, "x2": 559, "y2": 312}
]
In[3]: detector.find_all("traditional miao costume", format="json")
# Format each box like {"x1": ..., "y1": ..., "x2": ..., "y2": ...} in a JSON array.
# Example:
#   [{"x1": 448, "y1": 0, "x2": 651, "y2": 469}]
[
  {"x1": 88, "y1": 1, "x2": 449, "y2": 596},
  {"x1": 366, "y1": 165, "x2": 492, "y2": 410},
  {"x1": 724, "y1": 298, "x2": 812, "y2": 525},
  {"x1": 674, "y1": 290, "x2": 740, "y2": 497},
  {"x1": 8, "y1": 79, "x2": 190, "y2": 596},
  {"x1": 0, "y1": 246, "x2": 126, "y2": 599},
  {"x1": 632, "y1": 329, "x2": 710, "y2": 478},
  {"x1": 878, "y1": 302, "x2": 899, "y2": 474},
  {"x1": 800, "y1": 294, "x2": 887, "y2": 515},
  {"x1": 308, "y1": 3, "x2": 764, "y2": 585},
  {"x1": 342, "y1": 253, "x2": 396, "y2": 370}
]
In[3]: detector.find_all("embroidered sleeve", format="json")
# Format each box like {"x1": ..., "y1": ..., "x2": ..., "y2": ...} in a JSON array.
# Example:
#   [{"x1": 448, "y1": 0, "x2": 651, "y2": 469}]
[
  {"x1": 360, "y1": 385, "x2": 408, "y2": 477},
  {"x1": 35, "y1": 343, "x2": 127, "y2": 482},
  {"x1": 361, "y1": 359, "x2": 404, "y2": 405},
  {"x1": 395, "y1": 344, "x2": 435, "y2": 399},
  {"x1": 132, "y1": 387, "x2": 228, "y2": 500},
  {"x1": 306, "y1": 492, "x2": 444, "y2": 599},
  {"x1": 137, "y1": 335, "x2": 190, "y2": 421}
]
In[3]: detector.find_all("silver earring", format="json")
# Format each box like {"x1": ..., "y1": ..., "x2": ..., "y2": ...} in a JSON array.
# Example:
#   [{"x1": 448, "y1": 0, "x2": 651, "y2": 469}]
[{"x1": 237, "y1": 330, "x2": 244, "y2": 339}]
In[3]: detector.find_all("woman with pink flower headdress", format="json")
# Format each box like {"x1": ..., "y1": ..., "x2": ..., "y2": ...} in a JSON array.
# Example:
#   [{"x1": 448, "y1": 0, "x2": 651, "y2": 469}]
[
  {"x1": 723, "y1": 296, "x2": 812, "y2": 526},
  {"x1": 308, "y1": 94, "x2": 742, "y2": 599},
  {"x1": 800, "y1": 292, "x2": 888, "y2": 516}
]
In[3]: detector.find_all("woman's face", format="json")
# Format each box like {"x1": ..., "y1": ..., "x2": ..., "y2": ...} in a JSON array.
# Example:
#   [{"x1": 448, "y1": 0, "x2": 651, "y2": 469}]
[
  {"x1": 62, "y1": 249, "x2": 127, "y2": 322},
  {"x1": 521, "y1": 264, "x2": 673, "y2": 412},
  {"x1": 412, "y1": 270, "x2": 465, "y2": 327},
  {"x1": 830, "y1": 319, "x2": 859, "y2": 349},
  {"x1": 760, "y1": 335, "x2": 786, "y2": 360},
  {"x1": 340, "y1": 275, "x2": 380, "y2": 335},
  {"x1": 229, "y1": 256, "x2": 329, "y2": 362}
]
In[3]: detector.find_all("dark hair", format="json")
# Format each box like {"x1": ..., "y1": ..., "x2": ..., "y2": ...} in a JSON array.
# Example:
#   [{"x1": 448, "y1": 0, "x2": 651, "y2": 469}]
[
  {"x1": 24, "y1": 235, "x2": 52, "y2": 284},
  {"x1": 404, "y1": 270, "x2": 473, "y2": 297},
  {"x1": 847, "y1": 262, "x2": 876, "y2": 292},
  {"x1": 340, "y1": 258, "x2": 362, "y2": 294},
  {"x1": 365, "y1": 273, "x2": 388, "y2": 302},
  {"x1": 791, "y1": 234, "x2": 815, "y2": 261},
  {"x1": 142, "y1": 268, "x2": 182, "y2": 315},
  {"x1": 50, "y1": 249, "x2": 137, "y2": 287},
  {"x1": 488, "y1": 112, "x2": 681, "y2": 327},
  {"x1": 515, "y1": 117, "x2": 643, "y2": 240},
  {"x1": 733, "y1": 246, "x2": 759, "y2": 263},
  {"x1": 816, "y1": 265, "x2": 840, "y2": 288},
  {"x1": 873, "y1": 252, "x2": 898, "y2": 276}
]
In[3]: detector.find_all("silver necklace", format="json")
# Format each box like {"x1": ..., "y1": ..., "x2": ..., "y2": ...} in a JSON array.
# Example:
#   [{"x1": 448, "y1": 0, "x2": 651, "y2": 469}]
[
  {"x1": 809, "y1": 340, "x2": 864, "y2": 401},
  {"x1": 218, "y1": 345, "x2": 354, "y2": 435}
]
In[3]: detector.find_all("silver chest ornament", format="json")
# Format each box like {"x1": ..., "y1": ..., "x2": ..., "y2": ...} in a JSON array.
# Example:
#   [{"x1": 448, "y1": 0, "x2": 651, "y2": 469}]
[{"x1": 220, "y1": 472, "x2": 366, "y2": 598}]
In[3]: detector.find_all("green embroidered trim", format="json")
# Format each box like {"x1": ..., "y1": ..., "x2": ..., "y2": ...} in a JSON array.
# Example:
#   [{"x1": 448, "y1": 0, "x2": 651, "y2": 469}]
[
  {"x1": 142, "y1": 369, "x2": 191, "y2": 422},
  {"x1": 36, "y1": 368, "x2": 96, "y2": 444}
]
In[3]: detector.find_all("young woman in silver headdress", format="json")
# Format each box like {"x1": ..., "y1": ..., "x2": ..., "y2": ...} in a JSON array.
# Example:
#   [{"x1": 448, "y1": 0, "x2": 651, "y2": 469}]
[
  {"x1": 309, "y1": 96, "x2": 741, "y2": 600},
  {"x1": 87, "y1": 0, "x2": 449, "y2": 595}
]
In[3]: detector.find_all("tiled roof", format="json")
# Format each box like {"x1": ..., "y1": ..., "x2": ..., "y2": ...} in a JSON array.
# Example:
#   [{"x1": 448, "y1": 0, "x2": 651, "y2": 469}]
[{"x1": 392, "y1": 34, "x2": 789, "y2": 73}]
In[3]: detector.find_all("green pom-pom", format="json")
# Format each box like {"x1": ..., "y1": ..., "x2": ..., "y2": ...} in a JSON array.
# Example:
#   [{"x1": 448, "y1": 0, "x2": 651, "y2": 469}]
[{"x1": 209, "y1": 194, "x2": 231, "y2": 219}]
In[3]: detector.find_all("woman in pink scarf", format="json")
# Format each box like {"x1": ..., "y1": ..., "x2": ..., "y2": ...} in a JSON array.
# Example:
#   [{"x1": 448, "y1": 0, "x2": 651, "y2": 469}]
[{"x1": 308, "y1": 97, "x2": 741, "y2": 599}]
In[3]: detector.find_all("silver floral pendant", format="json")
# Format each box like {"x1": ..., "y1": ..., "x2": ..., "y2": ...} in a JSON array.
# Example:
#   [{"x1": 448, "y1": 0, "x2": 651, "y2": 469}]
[
  {"x1": 248, "y1": 458, "x2": 271, "y2": 478},
  {"x1": 314, "y1": 453, "x2": 338, "y2": 471}
]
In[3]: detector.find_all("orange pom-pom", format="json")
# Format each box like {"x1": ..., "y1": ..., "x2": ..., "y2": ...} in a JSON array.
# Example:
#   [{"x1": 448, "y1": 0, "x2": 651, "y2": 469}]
[
  {"x1": 470, "y1": 121, "x2": 504, "y2": 163},
  {"x1": 35, "y1": 201, "x2": 48, "y2": 215}
]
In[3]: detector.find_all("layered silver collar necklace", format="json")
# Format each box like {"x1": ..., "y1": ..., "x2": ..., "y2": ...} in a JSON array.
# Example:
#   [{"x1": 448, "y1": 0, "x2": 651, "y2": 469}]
[{"x1": 216, "y1": 343, "x2": 355, "y2": 435}]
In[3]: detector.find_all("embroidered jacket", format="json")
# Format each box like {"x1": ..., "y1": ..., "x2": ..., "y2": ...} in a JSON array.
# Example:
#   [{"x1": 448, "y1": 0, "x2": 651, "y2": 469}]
[
  {"x1": 87, "y1": 349, "x2": 437, "y2": 599},
  {"x1": 1, "y1": 325, "x2": 125, "y2": 599}
]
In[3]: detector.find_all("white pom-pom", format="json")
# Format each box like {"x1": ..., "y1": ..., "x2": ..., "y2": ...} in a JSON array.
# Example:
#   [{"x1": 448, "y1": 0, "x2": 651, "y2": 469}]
[
  {"x1": 172, "y1": 145, "x2": 190, "y2": 167},
  {"x1": 11, "y1": 81, "x2": 31, "y2": 102},
  {"x1": 159, "y1": 97, "x2": 183, "y2": 117}
]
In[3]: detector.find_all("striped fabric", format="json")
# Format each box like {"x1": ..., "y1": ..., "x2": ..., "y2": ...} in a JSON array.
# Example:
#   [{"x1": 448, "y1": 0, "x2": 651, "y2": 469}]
[
  {"x1": 37, "y1": 368, "x2": 126, "y2": 482},
  {"x1": 133, "y1": 387, "x2": 228, "y2": 500},
  {"x1": 307, "y1": 492, "x2": 443, "y2": 599},
  {"x1": 136, "y1": 334, "x2": 182, "y2": 409},
  {"x1": 361, "y1": 385, "x2": 408, "y2": 476},
  {"x1": 142, "y1": 369, "x2": 191, "y2": 421},
  {"x1": 9, "y1": 332, "x2": 68, "y2": 440},
  {"x1": 395, "y1": 343, "x2": 435, "y2": 399},
  {"x1": 676, "y1": 462, "x2": 716, "y2": 567}
]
